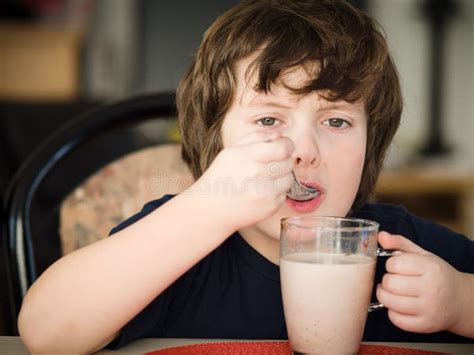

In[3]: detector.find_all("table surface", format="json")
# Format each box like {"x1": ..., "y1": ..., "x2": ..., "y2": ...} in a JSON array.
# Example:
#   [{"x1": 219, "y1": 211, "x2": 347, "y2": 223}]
[{"x1": 1, "y1": 336, "x2": 473, "y2": 355}]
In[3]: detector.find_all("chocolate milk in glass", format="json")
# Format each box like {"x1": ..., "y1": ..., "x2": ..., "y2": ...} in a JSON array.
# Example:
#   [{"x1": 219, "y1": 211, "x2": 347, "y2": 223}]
[{"x1": 280, "y1": 252, "x2": 376, "y2": 355}]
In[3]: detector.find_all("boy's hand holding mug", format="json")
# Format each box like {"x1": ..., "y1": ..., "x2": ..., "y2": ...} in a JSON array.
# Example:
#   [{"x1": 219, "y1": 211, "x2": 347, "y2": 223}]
[
  {"x1": 190, "y1": 131, "x2": 295, "y2": 231},
  {"x1": 377, "y1": 231, "x2": 473, "y2": 336}
]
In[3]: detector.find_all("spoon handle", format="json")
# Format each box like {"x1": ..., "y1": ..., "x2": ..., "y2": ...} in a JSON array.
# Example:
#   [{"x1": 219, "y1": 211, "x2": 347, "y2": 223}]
[{"x1": 291, "y1": 170, "x2": 316, "y2": 193}]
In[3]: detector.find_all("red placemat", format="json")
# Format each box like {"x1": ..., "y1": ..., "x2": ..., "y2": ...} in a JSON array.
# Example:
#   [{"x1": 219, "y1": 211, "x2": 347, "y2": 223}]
[{"x1": 145, "y1": 341, "x2": 446, "y2": 355}]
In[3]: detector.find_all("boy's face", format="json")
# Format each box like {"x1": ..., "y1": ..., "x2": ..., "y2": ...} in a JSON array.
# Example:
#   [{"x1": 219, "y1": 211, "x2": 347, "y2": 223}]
[{"x1": 221, "y1": 56, "x2": 367, "y2": 250}]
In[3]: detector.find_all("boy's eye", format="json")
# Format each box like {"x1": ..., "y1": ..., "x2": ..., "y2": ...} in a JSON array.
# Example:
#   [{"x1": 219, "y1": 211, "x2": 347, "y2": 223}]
[
  {"x1": 322, "y1": 118, "x2": 350, "y2": 128},
  {"x1": 257, "y1": 117, "x2": 279, "y2": 126}
]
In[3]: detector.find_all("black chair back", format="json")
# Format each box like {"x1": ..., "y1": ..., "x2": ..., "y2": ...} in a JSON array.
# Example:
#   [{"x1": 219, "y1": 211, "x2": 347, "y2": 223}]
[{"x1": 2, "y1": 92, "x2": 177, "y2": 334}]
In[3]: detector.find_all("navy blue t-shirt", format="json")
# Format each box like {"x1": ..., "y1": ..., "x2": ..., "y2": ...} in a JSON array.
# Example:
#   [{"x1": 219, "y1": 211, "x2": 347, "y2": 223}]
[{"x1": 106, "y1": 195, "x2": 474, "y2": 349}]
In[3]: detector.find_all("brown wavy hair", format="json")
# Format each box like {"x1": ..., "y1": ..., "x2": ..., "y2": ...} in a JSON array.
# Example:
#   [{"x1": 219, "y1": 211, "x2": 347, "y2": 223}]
[{"x1": 176, "y1": 0, "x2": 402, "y2": 209}]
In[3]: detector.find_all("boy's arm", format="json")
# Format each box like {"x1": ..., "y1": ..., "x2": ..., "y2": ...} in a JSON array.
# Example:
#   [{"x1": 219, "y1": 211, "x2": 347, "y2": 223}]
[
  {"x1": 18, "y1": 192, "x2": 234, "y2": 354},
  {"x1": 377, "y1": 232, "x2": 474, "y2": 338},
  {"x1": 18, "y1": 132, "x2": 294, "y2": 354}
]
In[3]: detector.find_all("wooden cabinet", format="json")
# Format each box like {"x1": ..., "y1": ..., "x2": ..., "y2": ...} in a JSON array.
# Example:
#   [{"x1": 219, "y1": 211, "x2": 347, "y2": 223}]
[
  {"x1": 0, "y1": 23, "x2": 83, "y2": 101},
  {"x1": 375, "y1": 167, "x2": 474, "y2": 237}
]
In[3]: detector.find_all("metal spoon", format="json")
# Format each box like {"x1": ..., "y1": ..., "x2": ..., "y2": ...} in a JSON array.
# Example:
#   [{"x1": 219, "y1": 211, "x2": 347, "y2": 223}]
[{"x1": 287, "y1": 171, "x2": 319, "y2": 201}]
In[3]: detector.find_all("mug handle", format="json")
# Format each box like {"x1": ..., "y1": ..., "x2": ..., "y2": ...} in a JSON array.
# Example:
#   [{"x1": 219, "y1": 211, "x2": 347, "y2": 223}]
[{"x1": 368, "y1": 248, "x2": 402, "y2": 312}]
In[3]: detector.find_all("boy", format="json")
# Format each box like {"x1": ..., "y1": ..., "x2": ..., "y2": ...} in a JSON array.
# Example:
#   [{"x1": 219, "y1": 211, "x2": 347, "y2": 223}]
[{"x1": 18, "y1": 0, "x2": 474, "y2": 353}]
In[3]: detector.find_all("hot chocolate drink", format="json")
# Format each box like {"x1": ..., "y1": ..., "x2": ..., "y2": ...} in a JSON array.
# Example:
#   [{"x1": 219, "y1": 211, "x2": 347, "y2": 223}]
[{"x1": 280, "y1": 252, "x2": 376, "y2": 355}]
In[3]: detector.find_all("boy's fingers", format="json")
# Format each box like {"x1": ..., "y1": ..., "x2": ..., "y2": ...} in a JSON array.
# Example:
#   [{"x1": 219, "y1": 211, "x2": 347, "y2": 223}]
[
  {"x1": 385, "y1": 253, "x2": 426, "y2": 276},
  {"x1": 233, "y1": 131, "x2": 282, "y2": 146},
  {"x1": 387, "y1": 310, "x2": 425, "y2": 333},
  {"x1": 275, "y1": 174, "x2": 294, "y2": 194},
  {"x1": 381, "y1": 273, "x2": 421, "y2": 296},
  {"x1": 378, "y1": 231, "x2": 431, "y2": 255},
  {"x1": 379, "y1": 232, "x2": 432, "y2": 276},
  {"x1": 376, "y1": 284, "x2": 419, "y2": 315},
  {"x1": 249, "y1": 174, "x2": 292, "y2": 198},
  {"x1": 251, "y1": 137, "x2": 295, "y2": 163},
  {"x1": 265, "y1": 160, "x2": 293, "y2": 178}
]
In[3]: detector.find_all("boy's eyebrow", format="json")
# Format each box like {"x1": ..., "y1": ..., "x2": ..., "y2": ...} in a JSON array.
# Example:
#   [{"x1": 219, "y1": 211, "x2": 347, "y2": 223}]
[
  {"x1": 320, "y1": 101, "x2": 363, "y2": 113},
  {"x1": 246, "y1": 96, "x2": 295, "y2": 109},
  {"x1": 247, "y1": 96, "x2": 363, "y2": 113}
]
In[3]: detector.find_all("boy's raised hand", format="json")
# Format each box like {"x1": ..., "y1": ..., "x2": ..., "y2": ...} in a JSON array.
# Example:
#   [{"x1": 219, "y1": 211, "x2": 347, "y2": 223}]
[
  {"x1": 376, "y1": 231, "x2": 474, "y2": 336},
  {"x1": 190, "y1": 131, "x2": 294, "y2": 231}
]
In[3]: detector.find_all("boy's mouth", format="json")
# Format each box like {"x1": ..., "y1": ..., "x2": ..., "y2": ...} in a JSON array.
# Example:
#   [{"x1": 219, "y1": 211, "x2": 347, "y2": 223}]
[
  {"x1": 285, "y1": 181, "x2": 324, "y2": 213},
  {"x1": 299, "y1": 180, "x2": 321, "y2": 191}
]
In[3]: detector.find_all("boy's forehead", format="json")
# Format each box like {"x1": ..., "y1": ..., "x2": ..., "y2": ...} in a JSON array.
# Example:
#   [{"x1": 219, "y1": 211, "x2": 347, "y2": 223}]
[
  {"x1": 236, "y1": 55, "x2": 319, "y2": 106},
  {"x1": 233, "y1": 54, "x2": 365, "y2": 114}
]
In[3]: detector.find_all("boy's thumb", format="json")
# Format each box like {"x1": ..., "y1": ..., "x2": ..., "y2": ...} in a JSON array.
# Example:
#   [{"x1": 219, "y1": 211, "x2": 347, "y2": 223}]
[{"x1": 378, "y1": 231, "x2": 430, "y2": 255}]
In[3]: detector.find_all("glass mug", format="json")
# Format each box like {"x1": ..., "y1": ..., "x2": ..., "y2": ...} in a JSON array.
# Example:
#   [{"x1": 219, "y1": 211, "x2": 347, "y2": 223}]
[{"x1": 280, "y1": 216, "x2": 395, "y2": 355}]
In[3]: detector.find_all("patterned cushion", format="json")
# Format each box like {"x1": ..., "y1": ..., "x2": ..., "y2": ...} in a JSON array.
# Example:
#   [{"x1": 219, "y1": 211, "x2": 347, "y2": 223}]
[{"x1": 59, "y1": 144, "x2": 193, "y2": 255}]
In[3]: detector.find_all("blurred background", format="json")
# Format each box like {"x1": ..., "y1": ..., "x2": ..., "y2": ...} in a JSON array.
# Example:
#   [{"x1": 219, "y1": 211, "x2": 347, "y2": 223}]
[{"x1": 0, "y1": 0, "x2": 472, "y2": 335}]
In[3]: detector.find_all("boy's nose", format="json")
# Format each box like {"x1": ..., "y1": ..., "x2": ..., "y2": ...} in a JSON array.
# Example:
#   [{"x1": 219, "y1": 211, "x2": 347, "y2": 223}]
[{"x1": 292, "y1": 133, "x2": 320, "y2": 168}]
